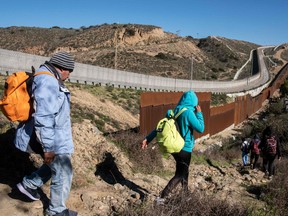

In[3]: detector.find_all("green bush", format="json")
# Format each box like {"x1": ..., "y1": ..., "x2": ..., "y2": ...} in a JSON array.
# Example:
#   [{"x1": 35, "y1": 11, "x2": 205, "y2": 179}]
[
  {"x1": 211, "y1": 93, "x2": 230, "y2": 106},
  {"x1": 280, "y1": 80, "x2": 288, "y2": 96},
  {"x1": 268, "y1": 99, "x2": 284, "y2": 114}
]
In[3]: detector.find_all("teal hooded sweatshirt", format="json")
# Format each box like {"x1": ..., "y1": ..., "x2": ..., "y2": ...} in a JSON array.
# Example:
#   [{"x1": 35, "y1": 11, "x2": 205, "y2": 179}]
[{"x1": 146, "y1": 90, "x2": 205, "y2": 153}]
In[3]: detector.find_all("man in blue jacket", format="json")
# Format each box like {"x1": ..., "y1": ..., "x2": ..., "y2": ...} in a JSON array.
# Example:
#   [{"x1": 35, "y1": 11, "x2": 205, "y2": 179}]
[
  {"x1": 15, "y1": 52, "x2": 77, "y2": 216},
  {"x1": 142, "y1": 90, "x2": 204, "y2": 202}
]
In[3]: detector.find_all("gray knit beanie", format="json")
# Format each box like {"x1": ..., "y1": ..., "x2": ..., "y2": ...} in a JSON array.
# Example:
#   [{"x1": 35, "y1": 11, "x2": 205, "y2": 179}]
[{"x1": 49, "y1": 51, "x2": 75, "y2": 71}]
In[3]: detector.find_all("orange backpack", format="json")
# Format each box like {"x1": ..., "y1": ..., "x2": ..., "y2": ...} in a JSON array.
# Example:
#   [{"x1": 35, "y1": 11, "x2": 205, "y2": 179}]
[{"x1": 0, "y1": 70, "x2": 54, "y2": 122}]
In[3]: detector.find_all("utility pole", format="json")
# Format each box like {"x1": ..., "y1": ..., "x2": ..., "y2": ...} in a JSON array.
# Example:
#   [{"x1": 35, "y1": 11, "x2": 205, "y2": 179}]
[
  {"x1": 190, "y1": 54, "x2": 193, "y2": 80},
  {"x1": 114, "y1": 28, "x2": 118, "y2": 69},
  {"x1": 190, "y1": 54, "x2": 193, "y2": 90}
]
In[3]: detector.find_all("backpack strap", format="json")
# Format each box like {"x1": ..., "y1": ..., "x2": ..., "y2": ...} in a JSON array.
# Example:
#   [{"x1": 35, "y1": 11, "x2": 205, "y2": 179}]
[
  {"x1": 174, "y1": 108, "x2": 187, "y2": 119},
  {"x1": 174, "y1": 108, "x2": 188, "y2": 139},
  {"x1": 34, "y1": 71, "x2": 56, "y2": 78}
]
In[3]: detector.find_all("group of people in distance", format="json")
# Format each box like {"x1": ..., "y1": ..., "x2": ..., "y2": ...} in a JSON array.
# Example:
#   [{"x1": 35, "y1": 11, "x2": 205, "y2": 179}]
[{"x1": 241, "y1": 126, "x2": 282, "y2": 179}]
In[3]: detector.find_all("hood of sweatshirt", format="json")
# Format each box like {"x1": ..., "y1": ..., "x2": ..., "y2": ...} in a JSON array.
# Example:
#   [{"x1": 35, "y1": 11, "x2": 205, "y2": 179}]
[{"x1": 174, "y1": 90, "x2": 198, "y2": 114}]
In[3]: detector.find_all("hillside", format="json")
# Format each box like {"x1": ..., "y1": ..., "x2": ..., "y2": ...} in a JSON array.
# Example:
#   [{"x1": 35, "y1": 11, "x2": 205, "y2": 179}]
[
  {"x1": 0, "y1": 24, "x2": 259, "y2": 80},
  {"x1": 0, "y1": 24, "x2": 288, "y2": 215},
  {"x1": 0, "y1": 79, "x2": 262, "y2": 215},
  {"x1": 0, "y1": 78, "x2": 287, "y2": 215}
]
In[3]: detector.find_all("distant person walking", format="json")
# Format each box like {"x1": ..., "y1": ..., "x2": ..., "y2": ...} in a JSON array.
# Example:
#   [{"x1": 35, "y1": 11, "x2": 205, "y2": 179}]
[
  {"x1": 241, "y1": 138, "x2": 250, "y2": 167},
  {"x1": 15, "y1": 52, "x2": 77, "y2": 216},
  {"x1": 249, "y1": 134, "x2": 261, "y2": 169},
  {"x1": 141, "y1": 90, "x2": 204, "y2": 202},
  {"x1": 259, "y1": 126, "x2": 281, "y2": 179}
]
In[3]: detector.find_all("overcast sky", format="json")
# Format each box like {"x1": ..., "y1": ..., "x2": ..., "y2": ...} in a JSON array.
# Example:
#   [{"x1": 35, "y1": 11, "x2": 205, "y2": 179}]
[{"x1": 1, "y1": 0, "x2": 287, "y2": 46}]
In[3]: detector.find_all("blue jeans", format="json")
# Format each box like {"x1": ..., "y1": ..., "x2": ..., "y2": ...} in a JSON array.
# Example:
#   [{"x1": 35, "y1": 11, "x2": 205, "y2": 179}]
[
  {"x1": 23, "y1": 154, "x2": 73, "y2": 215},
  {"x1": 242, "y1": 152, "x2": 249, "y2": 166}
]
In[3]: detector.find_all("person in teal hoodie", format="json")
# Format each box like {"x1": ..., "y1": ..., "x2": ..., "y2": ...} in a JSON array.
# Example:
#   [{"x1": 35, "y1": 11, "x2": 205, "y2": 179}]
[{"x1": 141, "y1": 90, "x2": 205, "y2": 200}]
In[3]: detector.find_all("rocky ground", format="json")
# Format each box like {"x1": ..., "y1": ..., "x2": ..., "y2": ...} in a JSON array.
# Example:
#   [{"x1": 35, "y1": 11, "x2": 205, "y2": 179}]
[{"x1": 0, "y1": 111, "x2": 272, "y2": 216}]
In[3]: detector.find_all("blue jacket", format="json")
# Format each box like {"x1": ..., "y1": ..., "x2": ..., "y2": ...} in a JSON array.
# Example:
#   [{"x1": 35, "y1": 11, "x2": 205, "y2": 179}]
[
  {"x1": 146, "y1": 90, "x2": 205, "y2": 152},
  {"x1": 14, "y1": 65, "x2": 74, "y2": 154}
]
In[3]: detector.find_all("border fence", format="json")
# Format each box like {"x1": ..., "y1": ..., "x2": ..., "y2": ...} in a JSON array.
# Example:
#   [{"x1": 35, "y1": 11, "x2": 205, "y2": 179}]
[
  {"x1": 140, "y1": 63, "x2": 288, "y2": 140},
  {"x1": 0, "y1": 48, "x2": 268, "y2": 94},
  {"x1": 0, "y1": 48, "x2": 286, "y2": 140}
]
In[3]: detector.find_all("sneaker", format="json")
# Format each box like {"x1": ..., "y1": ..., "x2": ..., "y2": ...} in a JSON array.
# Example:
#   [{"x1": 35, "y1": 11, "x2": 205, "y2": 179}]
[
  {"x1": 66, "y1": 209, "x2": 78, "y2": 216},
  {"x1": 45, "y1": 209, "x2": 78, "y2": 216},
  {"x1": 155, "y1": 196, "x2": 165, "y2": 205},
  {"x1": 16, "y1": 182, "x2": 40, "y2": 201}
]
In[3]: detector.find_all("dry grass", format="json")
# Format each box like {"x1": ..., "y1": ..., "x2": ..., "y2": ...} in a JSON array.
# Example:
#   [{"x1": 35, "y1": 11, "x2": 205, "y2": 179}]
[
  {"x1": 107, "y1": 129, "x2": 165, "y2": 175},
  {"x1": 259, "y1": 158, "x2": 288, "y2": 215},
  {"x1": 119, "y1": 190, "x2": 250, "y2": 216}
]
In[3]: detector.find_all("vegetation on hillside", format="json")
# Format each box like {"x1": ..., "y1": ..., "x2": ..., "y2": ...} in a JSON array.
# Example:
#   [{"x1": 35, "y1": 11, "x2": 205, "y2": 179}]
[{"x1": 0, "y1": 24, "x2": 259, "y2": 81}]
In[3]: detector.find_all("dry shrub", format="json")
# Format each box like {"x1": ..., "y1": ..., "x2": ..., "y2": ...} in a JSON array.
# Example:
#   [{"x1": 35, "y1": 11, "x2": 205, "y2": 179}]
[
  {"x1": 261, "y1": 158, "x2": 288, "y2": 215},
  {"x1": 120, "y1": 190, "x2": 250, "y2": 216},
  {"x1": 202, "y1": 137, "x2": 240, "y2": 164},
  {"x1": 107, "y1": 129, "x2": 164, "y2": 174}
]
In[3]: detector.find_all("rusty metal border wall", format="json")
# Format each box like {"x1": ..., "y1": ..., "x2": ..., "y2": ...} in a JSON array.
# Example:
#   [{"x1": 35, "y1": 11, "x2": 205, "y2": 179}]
[
  {"x1": 210, "y1": 103, "x2": 235, "y2": 135},
  {"x1": 140, "y1": 92, "x2": 211, "y2": 136},
  {"x1": 140, "y1": 63, "x2": 288, "y2": 139}
]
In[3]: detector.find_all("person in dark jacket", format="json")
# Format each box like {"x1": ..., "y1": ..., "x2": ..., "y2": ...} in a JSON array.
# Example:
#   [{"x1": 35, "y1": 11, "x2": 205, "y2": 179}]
[
  {"x1": 249, "y1": 134, "x2": 261, "y2": 169},
  {"x1": 141, "y1": 90, "x2": 204, "y2": 202},
  {"x1": 259, "y1": 126, "x2": 281, "y2": 179}
]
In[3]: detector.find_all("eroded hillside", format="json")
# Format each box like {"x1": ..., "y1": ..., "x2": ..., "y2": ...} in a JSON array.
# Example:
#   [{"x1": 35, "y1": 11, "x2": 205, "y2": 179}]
[{"x1": 0, "y1": 24, "x2": 259, "y2": 80}]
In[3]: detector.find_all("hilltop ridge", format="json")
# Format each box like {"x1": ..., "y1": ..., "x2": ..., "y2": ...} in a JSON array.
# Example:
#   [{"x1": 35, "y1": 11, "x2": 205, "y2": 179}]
[{"x1": 0, "y1": 24, "x2": 259, "y2": 80}]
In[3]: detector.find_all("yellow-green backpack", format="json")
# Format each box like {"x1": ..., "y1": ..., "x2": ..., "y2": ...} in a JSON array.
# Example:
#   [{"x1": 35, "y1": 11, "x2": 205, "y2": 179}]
[{"x1": 156, "y1": 108, "x2": 187, "y2": 158}]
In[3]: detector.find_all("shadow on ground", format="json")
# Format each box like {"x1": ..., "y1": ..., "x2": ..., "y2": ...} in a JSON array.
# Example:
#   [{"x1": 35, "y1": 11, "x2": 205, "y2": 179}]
[
  {"x1": 0, "y1": 128, "x2": 49, "y2": 209},
  {"x1": 95, "y1": 152, "x2": 149, "y2": 200},
  {"x1": 0, "y1": 128, "x2": 36, "y2": 186}
]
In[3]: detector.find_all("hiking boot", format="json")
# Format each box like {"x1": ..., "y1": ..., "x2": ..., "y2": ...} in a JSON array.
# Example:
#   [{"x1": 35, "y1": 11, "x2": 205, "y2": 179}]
[
  {"x1": 16, "y1": 182, "x2": 40, "y2": 201},
  {"x1": 155, "y1": 196, "x2": 165, "y2": 205}
]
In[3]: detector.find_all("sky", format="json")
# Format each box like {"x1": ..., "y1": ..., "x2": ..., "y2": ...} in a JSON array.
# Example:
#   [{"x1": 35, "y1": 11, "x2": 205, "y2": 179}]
[{"x1": 0, "y1": 0, "x2": 287, "y2": 46}]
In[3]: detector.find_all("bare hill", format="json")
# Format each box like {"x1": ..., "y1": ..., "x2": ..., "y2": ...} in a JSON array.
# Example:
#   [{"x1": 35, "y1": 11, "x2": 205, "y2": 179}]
[{"x1": 0, "y1": 24, "x2": 259, "y2": 80}]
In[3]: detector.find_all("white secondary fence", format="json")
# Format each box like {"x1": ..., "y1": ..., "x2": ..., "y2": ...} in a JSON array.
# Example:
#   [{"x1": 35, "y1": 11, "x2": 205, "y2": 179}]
[{"x1": 0, "y1": 47, "x2": 271, "y2": 96}]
